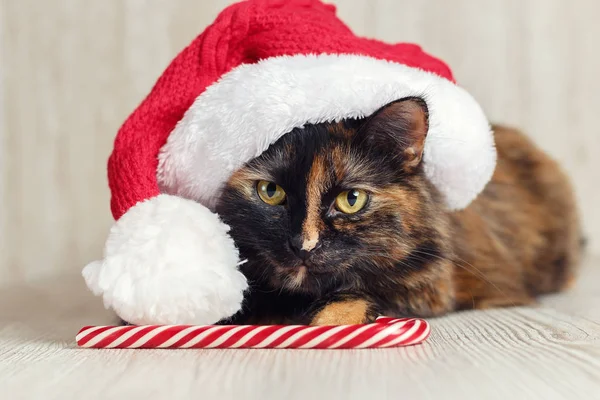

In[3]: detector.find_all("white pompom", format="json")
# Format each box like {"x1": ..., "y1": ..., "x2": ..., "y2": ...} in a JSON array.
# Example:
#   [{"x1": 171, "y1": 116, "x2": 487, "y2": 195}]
[{"x1": 82, "y1": 194, "x2": 248, "y2": 325}]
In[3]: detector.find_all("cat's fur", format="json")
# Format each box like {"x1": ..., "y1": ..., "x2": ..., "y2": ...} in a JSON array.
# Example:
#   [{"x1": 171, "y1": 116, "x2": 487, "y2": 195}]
[{"x1": 216, "y1": 98, "x2": 582, "y2": 326}]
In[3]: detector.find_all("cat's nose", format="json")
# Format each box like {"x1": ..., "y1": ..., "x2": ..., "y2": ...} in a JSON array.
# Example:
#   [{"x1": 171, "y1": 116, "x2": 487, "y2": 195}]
[{"x1": 288, "y1": 235, "x2": 317, "y2": 261}]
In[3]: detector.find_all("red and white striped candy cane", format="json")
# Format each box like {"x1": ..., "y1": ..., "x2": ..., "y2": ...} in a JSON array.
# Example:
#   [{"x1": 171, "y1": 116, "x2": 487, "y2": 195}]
[{"x1": 76, "y1": 317, "x2": 429, "y2": 349}]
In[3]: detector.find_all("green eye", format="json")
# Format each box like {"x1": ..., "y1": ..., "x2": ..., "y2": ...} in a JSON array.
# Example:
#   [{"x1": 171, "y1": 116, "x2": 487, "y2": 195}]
[
  {"x1": 335, "y1": 189, "x2": 368, "y2": 214},
  {"x1": 257, "y1": 180, "x2": 286, "y2": 205}
]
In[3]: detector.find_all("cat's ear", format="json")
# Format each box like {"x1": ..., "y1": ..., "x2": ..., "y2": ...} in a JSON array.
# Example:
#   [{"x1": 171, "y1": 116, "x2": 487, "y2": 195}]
[{"x1": 358, "y1": 98, "x2": 429, "y2": 173}]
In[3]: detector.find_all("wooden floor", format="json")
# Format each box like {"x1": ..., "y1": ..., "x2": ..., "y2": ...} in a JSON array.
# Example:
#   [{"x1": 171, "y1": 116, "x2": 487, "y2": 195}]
[{"x1": 1, "y1": 257, "x2": 599, "y2": 400}]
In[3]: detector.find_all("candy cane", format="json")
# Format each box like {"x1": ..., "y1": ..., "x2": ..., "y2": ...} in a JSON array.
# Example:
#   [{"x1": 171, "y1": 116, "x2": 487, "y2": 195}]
[{"x1": 76, "y1": 317, "x2": 430, "y2": 349}]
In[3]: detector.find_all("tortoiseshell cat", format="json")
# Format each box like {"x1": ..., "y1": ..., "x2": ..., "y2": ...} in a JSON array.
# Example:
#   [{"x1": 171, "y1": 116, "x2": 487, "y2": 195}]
[{"x1": 216, "y1": 98, "x2": 582, "y2": 326}]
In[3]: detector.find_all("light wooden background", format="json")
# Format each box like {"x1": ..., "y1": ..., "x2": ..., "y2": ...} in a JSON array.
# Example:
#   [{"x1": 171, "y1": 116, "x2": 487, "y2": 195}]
[{"x1": 1, "y1": 0, "x2": 599, "y2": 285}]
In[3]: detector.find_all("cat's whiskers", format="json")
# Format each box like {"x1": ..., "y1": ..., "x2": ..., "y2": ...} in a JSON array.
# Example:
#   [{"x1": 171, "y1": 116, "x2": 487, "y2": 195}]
[
  {"x1": 360, "y1": 244, "x2": 516, "y2": 307},
  {"x1": 410, "y1": 249, "x2": 517, "y2": 307}
]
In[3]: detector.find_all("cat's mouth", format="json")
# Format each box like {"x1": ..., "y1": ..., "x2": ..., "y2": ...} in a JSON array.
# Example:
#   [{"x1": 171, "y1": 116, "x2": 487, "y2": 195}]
[
  {"x1": 280, "y1": 265, "x2": 308, "y2": 291},
  {"x1": 275, "y1": 263, "x2": 336, "y2": 295}
]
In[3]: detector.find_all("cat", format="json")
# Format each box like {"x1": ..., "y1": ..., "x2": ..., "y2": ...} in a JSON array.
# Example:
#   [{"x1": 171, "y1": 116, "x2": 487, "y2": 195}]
[{"x1": 215, "y1": 98, "x2": 583, "y2": 326}]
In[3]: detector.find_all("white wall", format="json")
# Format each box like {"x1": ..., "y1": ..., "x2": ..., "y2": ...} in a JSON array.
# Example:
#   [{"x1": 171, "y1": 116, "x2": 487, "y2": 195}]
[{"x1": 1, "y1": 0, "x2": 598, "y2": 284}]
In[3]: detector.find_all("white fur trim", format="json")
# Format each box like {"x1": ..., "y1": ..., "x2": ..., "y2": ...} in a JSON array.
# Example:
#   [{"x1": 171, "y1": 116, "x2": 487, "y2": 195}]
[
  {"x1": 82, "y1": 194, "x2": 248, "y2": 325},
  {"x1": 157, "y1": 54, "x2": 495, "y2": 210}
]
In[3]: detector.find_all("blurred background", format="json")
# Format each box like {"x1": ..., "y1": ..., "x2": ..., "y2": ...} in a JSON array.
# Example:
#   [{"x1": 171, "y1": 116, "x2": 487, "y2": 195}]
[{"x1": 1, "y1": 0, "x2": 598, "y2": 286}]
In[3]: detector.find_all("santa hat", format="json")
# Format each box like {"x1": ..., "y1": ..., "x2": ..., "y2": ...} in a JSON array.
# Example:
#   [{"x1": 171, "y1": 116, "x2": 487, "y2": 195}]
[{"x1": 83, "y1": 0, "x2": 494, "y2": 325}]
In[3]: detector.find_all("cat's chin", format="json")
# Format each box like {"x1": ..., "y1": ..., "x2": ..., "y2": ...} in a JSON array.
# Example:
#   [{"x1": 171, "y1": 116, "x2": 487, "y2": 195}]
[
  {"x1": 274, "y1": 265, "x2": 336, "y2": 296},
  {"x1": 277, "y1": 265, "x2": 309, "y2": 291}
]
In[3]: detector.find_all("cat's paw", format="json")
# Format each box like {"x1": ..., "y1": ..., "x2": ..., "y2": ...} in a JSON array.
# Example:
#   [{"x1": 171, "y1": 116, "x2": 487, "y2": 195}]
[{"x1": 310, "y1": 298, "x2": 375, "y2": 326}]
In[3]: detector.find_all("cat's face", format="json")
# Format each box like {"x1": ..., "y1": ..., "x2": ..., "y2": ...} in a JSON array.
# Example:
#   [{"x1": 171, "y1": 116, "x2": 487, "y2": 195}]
[{"x1": 216, "y1": 99, "x2": 449, "y2": 297}]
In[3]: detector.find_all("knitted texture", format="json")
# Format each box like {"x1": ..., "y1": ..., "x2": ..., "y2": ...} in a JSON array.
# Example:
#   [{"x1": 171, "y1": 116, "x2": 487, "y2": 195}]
[{"x1": 108, "y1": 0, "x2": 454, "y2": 220}]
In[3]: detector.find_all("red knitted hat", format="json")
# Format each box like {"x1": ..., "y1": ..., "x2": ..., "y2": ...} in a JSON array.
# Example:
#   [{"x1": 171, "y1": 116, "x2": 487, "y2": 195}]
[{"x1": 83, "y1": 0, "x2": 494, "y2": 325}]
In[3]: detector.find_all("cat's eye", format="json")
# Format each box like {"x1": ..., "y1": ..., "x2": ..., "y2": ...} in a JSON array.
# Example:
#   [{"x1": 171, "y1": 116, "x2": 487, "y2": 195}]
[
  {"x1": 335, "y1": 189, "x2": 368, "y2": 214},
  {"x1": 257, "y1": 180, "x2": 286, "y2": 205}
]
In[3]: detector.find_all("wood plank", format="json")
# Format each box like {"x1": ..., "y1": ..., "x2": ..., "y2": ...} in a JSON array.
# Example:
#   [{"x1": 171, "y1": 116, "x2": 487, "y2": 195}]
[{"x1": 1, "y1": 257, "x2": 599, "y2": 399}]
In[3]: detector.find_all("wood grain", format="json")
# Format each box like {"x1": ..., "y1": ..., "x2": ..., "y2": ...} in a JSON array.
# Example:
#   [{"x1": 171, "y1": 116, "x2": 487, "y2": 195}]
[
  {"x1": 1, "y1": 256, "x2": 599, "y2": 399},
  {"x1": 0, "y1": 1, "x2": 598, "y2": 285}
]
